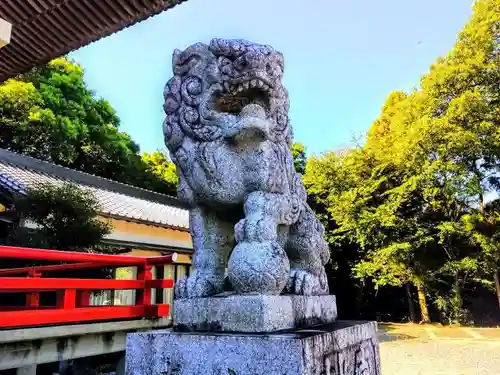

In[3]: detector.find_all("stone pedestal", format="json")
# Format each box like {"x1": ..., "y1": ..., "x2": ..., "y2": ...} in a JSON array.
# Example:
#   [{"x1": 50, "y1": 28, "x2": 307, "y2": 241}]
[
  {"x1": 125, "y1": 321, "x2": 380, "y2": 375},
  {"x1": 174, "y1": 294, "x2": 338, "y2": 333}
]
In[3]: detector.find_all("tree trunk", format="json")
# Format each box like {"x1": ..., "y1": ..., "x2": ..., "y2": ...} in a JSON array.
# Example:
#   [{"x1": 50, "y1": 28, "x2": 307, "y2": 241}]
[
  {"x1": 453, "y1": 276, "x2": 463, "y2": 310},
  {"x1": 416, "y1": 284, "x2": 430, "y2": 323},
  {"x1": 405, "y1": 283, "x2": 418, "y2": 322},
  {"x1": 479, "y1": 194, "x2": 500, "y2": 312},
  {"x1": 494, "y1": 271, "x2": 500, "y2": 311}
]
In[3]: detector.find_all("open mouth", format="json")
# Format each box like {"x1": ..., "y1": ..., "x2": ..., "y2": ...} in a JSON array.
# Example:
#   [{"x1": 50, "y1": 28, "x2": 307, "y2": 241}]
[{"x1": 213, "y1": 77, "x2": 273, "y2": 115}]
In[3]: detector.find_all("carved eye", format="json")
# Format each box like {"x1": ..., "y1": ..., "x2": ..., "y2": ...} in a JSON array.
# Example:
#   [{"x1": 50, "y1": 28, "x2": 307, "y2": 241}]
[
  {"x1": 218, "y1": 57, "x2": 233, "y2": 75},
  {"x1": 234, "y1": 56, "x2": 249, "y2": 70},
  {"x1": 218, "y1": 56, "x2": 231, "y2": 66}
]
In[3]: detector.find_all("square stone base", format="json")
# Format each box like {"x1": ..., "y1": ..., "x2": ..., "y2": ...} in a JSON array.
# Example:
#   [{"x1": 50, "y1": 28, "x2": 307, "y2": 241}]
[
  {"x1": 125, "y1": 321, "x2": 381, "y2": 375},
  {"x1": 173, "y1": 294, "x2": 337, "y2": 333}
]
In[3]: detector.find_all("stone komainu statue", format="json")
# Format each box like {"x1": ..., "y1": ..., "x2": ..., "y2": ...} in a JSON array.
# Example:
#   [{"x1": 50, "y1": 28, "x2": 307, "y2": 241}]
[{"x1": 163, "y1": 38, "x2": 330, "y2": 298}]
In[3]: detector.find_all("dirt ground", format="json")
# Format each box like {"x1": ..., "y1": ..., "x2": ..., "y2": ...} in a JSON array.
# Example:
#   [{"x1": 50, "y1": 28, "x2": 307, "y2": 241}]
[
  {"x1": 379, "y1": 322, "x2": 500, "y2": 340},
  {"x1": 378, "y1": 324, "x2": 500, "y2": 375}
]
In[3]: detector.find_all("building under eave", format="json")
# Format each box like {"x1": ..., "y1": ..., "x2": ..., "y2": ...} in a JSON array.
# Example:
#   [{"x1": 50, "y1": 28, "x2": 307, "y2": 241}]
[
  {"x1": 0, "y1": 148, "x2": 192, "y2": 305},
  {"x1": 0, "y1": 148, "x2": 192, "y2": 258},
  {"x1": 0, "y1": 0, "x2": 187, "y2": 81}
]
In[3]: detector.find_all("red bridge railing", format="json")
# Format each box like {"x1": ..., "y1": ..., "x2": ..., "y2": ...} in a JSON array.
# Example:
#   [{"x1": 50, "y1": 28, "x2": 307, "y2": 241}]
[{"x1": 0, "y1": 245, "x2": 177, "y2": 329}]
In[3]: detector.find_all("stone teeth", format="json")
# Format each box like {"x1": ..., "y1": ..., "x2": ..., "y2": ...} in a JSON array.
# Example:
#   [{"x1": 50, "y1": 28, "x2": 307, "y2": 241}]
[
  {"x1": 251, "y1": 79, "x2": 258, "y2": 87},
  {"x1": 256, "y1": 80, "x2": 263, "y2": 88},
  {"x1": 237, "y1": 85, "x2": 244, "y2": 92},
  {"x1": 243, "y1": 81, "x2": 250, "y2": 90}
]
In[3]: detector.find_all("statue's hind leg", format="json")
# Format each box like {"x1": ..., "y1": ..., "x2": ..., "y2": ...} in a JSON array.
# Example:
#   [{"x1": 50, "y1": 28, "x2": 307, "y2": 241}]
[
  {"x1": 175, "y1": 206, "x2": 234, "y2": 299},
  {"x1": 285, "y1": 205, "x2": 330, "y2": 295}
]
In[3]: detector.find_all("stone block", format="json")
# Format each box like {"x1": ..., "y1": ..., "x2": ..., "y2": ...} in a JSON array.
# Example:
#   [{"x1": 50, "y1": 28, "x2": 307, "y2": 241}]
[
  {"x1": 125, "y1": 320, "x2": 381, "y2": 375},
  {"x1": 173, "y1": 293, "x2": 337, "y2": 333}
]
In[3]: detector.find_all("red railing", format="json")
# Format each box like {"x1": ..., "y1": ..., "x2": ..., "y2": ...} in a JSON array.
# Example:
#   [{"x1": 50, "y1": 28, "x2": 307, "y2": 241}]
[{"x1": 0, "y1": 245, "x2": 177, "y2": 329}]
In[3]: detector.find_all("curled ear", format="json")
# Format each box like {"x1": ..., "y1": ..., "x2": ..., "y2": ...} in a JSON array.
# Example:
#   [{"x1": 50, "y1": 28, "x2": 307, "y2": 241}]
[{"x1": 172, "y1": 43, "x2": 212, "y2": 76}]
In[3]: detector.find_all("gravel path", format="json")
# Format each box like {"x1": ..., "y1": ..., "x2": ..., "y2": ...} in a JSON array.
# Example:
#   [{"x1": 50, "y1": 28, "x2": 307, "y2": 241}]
[{"x1": 380, "y1": 338, "x2": 500, "y2": 375}]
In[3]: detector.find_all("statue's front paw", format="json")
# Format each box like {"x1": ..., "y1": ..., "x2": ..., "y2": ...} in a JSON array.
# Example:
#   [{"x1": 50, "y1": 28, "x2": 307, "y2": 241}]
[
  {"x1": 234, "y1": 217, "x2": 277, "y2": 243},
  {"x1": 174, "y1": 274, "x2": 223, "y2": 299},
  {"x1": 285, "y1": 269, "x2": 329, "y2": 296}
]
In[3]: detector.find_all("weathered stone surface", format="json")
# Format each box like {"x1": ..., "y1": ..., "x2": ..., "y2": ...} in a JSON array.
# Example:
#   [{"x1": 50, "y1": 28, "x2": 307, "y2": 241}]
[
  {"x1": 125, "y1": 321, "x2": 381, "y2": 375},
  {"x1": 173, "y1": 294, "x2": 337, "y2": 333},
  {"x1": 163, "y1": 38, "x2": 331, "y2": 298}
]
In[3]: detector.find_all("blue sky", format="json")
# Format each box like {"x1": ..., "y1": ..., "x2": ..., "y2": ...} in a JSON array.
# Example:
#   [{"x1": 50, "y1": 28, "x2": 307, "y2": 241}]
[{"x1": 69, "y1": 0, "x2": 473, "y2": 157}]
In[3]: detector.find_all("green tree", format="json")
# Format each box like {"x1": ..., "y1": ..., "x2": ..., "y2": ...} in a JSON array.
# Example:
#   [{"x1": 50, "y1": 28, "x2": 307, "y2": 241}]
[
  {"x1": 0, "y1": 58, "x2": 174, "y2": 195},
  {"x1": 305, "y1": 146, "x2": 435, "y2": 322},
  {"x1": 11, "y1": 182, "x2": 112, "y2": 251},
  {"x1": 292, "y1": 143, "x2": 307, "y2": 174},
  {"x1": 305, "y1": 0, "x2": 500, "y2": 323},
  {"x1": 142, "y1": 150, "x2": 178, "y2": 195}
]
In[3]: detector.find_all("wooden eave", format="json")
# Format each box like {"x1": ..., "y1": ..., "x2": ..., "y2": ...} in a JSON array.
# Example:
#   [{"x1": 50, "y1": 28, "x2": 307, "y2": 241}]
[{"x1": 0, "y1": 0, "x2": 186, "y2": 82}]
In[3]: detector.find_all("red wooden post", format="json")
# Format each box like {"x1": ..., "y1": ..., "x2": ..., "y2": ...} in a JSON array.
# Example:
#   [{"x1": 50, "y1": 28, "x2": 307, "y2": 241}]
[
  {"x1": 76, "y1": 291, "x2": 91, "y2": 307},
  {"x1": 25, "y1": 270, "x2": 41, "y2": 308},
  {"x1": 57, "y1": 289, "x2": 76, "y2": 309},
  {"x1": 135, "y1": 265, "x2": 153, "y2": 308}
]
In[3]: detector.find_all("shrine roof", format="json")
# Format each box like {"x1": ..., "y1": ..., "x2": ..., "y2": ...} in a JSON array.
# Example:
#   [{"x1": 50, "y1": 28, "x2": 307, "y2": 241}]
[
  {"x1": 0, "y1": 148, "x2": 189, "y2": 230},
  {"x1": 0, "y1": 0, "x2": 186, "y2": 82}
]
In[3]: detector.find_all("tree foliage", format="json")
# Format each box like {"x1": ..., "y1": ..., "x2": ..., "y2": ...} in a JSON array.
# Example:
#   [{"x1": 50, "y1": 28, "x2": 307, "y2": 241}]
[
  {"x1": 11, "y1": 183, "x2": 112, "y2": 251},
  {"x1": 142, "y1": 150, "x2": 178, "y2": 194},
  {"x1": 0, "y1": 58, "x2": 175, "y2": 195},
  {"x1": 305, "y1": 0, "x2": 500, "y2": 324},
  {"x1": 292, "y1": 143, "x2": 307, "y2": 174}
]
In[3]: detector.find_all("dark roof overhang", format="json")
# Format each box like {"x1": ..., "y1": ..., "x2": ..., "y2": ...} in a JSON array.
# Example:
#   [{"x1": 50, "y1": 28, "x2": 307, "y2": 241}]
[{"x1": 0, "y1": 0, "x2": 187, "y2": 82}]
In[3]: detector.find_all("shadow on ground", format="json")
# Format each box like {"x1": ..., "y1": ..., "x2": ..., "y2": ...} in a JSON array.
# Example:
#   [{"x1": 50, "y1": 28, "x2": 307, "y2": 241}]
[
  {"x1": 378, "y1": 332, "x2": 416, "y2": 342},
  {"x1": 377, "y1": 323, "x2": 418, "y2": 342}
]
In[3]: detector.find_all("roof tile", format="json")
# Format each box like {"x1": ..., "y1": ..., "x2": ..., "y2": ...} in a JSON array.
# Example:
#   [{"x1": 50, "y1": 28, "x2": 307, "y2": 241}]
[{"x1": 0, "y1": 155, "x2": 189, "y2": 230}]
